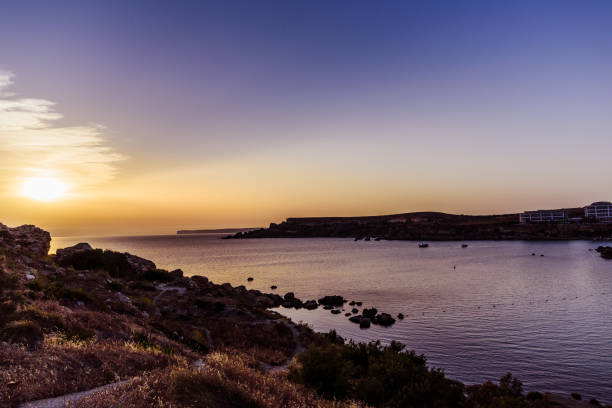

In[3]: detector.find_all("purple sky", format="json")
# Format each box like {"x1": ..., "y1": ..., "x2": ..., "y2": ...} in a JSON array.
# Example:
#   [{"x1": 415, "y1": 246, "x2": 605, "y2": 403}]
[{"x1": 1, "y1": 1, "x2": 611, "y2": 234}]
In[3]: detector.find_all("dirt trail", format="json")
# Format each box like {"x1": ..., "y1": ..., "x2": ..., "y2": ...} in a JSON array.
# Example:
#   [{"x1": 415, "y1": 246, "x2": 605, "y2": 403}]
[{"x1": 19, "y1": 380, "x2": 131, "y2": 408}]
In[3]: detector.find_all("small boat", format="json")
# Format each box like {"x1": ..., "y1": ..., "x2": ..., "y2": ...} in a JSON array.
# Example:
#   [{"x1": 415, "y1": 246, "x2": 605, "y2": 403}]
[
  {"x1": 461, "y1": 243, "x2": 468, "y2": 248},
  {"x1": 418, "y1": 243, "x2": 429, "y2": 248}
]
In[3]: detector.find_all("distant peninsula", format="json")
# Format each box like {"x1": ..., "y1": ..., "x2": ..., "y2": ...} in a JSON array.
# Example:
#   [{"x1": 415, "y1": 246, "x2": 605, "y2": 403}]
[
  {"x1": 224, "y1": 209, "x2": 612, "y2": 241},
  {"x1": 177, "y1": 227, "x2": 261, "y2": 234}
]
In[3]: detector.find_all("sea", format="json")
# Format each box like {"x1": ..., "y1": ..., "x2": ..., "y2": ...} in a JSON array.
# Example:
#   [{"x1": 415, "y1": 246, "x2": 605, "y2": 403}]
[{"x1": 50, "y1": 235, "x2": 612, "y2": 401}]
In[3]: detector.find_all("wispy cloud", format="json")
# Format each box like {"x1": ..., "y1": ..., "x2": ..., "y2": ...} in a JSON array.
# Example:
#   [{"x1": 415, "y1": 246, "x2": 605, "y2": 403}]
[{"x1": 0, "y1": 70, "x2": 126, "y2": 195}]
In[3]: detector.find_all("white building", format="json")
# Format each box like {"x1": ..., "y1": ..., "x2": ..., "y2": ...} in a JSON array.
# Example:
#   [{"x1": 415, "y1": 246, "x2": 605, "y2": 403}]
[
  {"x1": 584, "y1": 201, "x2": 612, "y2": 223},
  {"x1": 519, "y1": 209, "x2": 567, "y2": 224}
]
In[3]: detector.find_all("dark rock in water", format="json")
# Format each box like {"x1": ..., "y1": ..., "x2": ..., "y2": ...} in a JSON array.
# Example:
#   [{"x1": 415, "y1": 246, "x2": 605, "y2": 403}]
[
  {"x1": 331, "y1": 309, "x2": 341, "y2": 314},
  {"x1": 348, "y1": 301, "x2": 356, "y2": 306},
  {"x1": 351, "y1": 308, "x2": 359, "y2": 314},
  {"x1": 303, "y1": 300, "x2": 318, "y2": 310},
  {"x1": 375, "y1": 313, "x2": 396, "y2": 327},
  {"x1": 364, "y1": 236, "x2": 371, "y2": 241},
  {"x1": 247, "y1": 277, "x2": 254, "y2": 282},
  {"x1": 284, "y1": 292, "x2": 295, "y2": 302},
  {"x1": 270, "y1": 285, "x2": 277, "y2": 290},
  {"x1": 397, "y1": 313, "x2": 404, "y2": 320},
  {"x1": 349, "y1": 315, "x2": 362, "y2": 324},
  {"x1": 540, "y1": 254, "x2": 544, "y2": 257},
  {"x1": 170, "y1": 269, "x2": 183, "y2": 278},
  {"x1": 344, "y1": 312, "x2": 351, "y2": 316},
  {"x1": 281, "y1": 301, "x2": 294, "y2": 308},
  {"x1": 355, "y1": 301, "x2": 363, "y2": 306},
  {"x1": 293, "y1": 298, "x2": 304, "y2": 309},
  {"x1": 531, "y1": 253, "x2": 536, "y2": 256},
  {"x1": 318, "y1": 295, "x2": 345, "y2": 307},
  {"x1": 360, "y1": 318, "x2": 371, "y2": 328},
  {"x1": 596, "y1": 246, "x2": 612, "y2": 259},
  {"x1": 354, "y1": 236, "x2": 362, "y2": 241},
  {"x1": 267, "y1": 294, "x2": 283, "y2": 306},
  {"x1": 323, "y1": 305, "x2": 334, "y2": 310},
  {"x1": 362, "y1": 307, "x2": 377, "y2": 319}
]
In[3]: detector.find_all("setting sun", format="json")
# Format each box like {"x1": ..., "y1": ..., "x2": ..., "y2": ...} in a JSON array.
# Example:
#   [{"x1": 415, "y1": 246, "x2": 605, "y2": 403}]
[{"x1": 20, "y1": 177, "x2": 68, "y2": 201}]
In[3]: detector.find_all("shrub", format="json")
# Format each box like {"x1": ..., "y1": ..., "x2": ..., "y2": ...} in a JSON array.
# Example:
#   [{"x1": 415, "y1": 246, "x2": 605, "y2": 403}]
[
  {"x1": 58, "y1": 249, "x2": 132, "y2": 278},
  {"x1": 25, "y1": 278, "x2": 49, "y2": 292},
  {"x1": 0, "y1": 320, "x2": 44, "y2": 349},
  {"x1": 134, "y1": 297, "x2": 155, "y2": 313},
  {"x1": 526, "y1": 391, "x2": 543, "y2": 401},
  {"x1": 466, "y1": 374, "x2": 526, "y2": 408},
  {"x1": 290, "y1": 343, "x2": 353, "y2": 398},
  {"x1": 190, "y1": 330, "x2": 210, "y2": 352},
  {"x1": 290, "y1": 340, "x2": 465, "y2": 407},
  {"x1": 168, "y1": 368, "x2": 265, "y2": 408},
  {"x1": 195, "y1": 298, "x2": 225, "y2": 313},
  {"x1": 129, "y1": 280, "x2": 156, "y2": 292},
  {"x1": 14, "y1": 306, "x2": 65, "y2": 332},
  {"x1": 48, "y1": 283, "x2": 91, "y2": 302},
  {"x1": 140, "y1": 269, "x2": 174, "y2": 283},
  {"x1": 108, "y1": 281, "x2": 123, "y2": 291}
]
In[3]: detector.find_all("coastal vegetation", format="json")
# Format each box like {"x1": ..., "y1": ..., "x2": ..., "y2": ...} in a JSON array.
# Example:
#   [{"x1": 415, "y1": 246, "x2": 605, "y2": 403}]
[{"x1": 0, "y1": 222, "x2": 608, "y2": 407}]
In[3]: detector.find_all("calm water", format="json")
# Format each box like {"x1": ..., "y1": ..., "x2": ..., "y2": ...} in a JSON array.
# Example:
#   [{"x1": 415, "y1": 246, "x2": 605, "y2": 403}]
[{"x1": 50, "y1": 235, "x2": 612, "y2": 401}]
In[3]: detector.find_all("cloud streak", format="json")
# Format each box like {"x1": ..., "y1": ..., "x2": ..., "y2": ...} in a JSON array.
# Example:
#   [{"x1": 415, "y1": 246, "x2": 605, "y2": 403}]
[{"x1": 0, "y1": 70, "x2": 125, "y2": 195}]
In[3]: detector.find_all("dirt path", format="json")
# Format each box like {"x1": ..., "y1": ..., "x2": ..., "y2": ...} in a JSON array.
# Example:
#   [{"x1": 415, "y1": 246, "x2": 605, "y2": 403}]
[
  {"x1": 19, "y1": 380, "x2": 132, "y2": 408},
  {"x1": 262, "y1": 319, "x2": 304, "y2": 373},
  {"x1": 20, "y1": 320, "x2": 302, "y2": 407}
]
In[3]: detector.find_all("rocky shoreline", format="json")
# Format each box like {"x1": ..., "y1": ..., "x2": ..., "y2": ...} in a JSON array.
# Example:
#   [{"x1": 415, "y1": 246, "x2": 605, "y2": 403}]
[{"x1": 1, "y1": 221, "x2": 607, "y2": 408}]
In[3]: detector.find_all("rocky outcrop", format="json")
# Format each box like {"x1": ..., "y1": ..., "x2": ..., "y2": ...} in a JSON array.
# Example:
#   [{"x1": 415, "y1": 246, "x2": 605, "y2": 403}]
[
  {"x1": 56, "y1": 242, "x2": 93, "y2": 262},
  {"x1": 125, "y1": 253, "x2": 156, "y2": 273},
  {"x1": 0, "y1": 223, "x2": 51, "y2": 260}
]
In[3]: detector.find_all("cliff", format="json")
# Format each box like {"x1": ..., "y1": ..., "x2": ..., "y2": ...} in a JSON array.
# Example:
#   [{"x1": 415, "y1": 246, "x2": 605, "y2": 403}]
[{"x1": 226, "y1": 210, "x2": 612, "y2": 241}]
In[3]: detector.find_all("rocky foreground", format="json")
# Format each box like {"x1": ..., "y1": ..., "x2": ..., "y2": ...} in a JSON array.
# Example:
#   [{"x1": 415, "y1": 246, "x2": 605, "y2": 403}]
[{"x1": 0, "y1": 222, "x2": 607, "y2": 408}]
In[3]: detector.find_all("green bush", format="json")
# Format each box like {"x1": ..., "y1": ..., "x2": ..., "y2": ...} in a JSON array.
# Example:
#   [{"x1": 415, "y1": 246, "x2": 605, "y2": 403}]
[
  {"x1": 132, "y1": 331, "x2": 174, "y2": 355},
  {"x1": 48, "y1": 283, "x2": 91, "y2": 302},
  {"x1": 108, "y1": 281, "x2": 123, "y2": 291},
  {"x1": 290, "y1": 340, "x2": 464, "y2": 407},
  {"x1": 465, "y1": 373, "x2": 526, "y2": 408},
  {"x1": 25, "y1": 277, "x2": 50, "y2": 291},
  {"x1": 129, "y1": 280, "x2": 157, "y2": 291},
  {"x1": 58, "y1": 249, "x2": 133, "y2": 278},
  {"x1": 140, "y1": 269, "x2": 174, "y2": 283},
  {"x1": 134, "y1": 296, "x2": 155, "y2": 312},
  {"x1": 526, "y1": 391, "x2": 543, "y2": 401}
]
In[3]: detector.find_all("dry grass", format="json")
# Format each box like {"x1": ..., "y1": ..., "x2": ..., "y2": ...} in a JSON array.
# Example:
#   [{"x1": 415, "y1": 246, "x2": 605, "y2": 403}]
[
  {"x1": 0, "y1": 336, "x2": 185, "y2": 407},
  {"x1": 74, "y1": 350, "x2": 369, "y2": 408}
]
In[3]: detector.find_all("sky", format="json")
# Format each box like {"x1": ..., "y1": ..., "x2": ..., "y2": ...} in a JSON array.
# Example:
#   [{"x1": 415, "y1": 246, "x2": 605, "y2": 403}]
[{"x1": 1, "y1": 0, "x2": 611, "y2": 236}]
